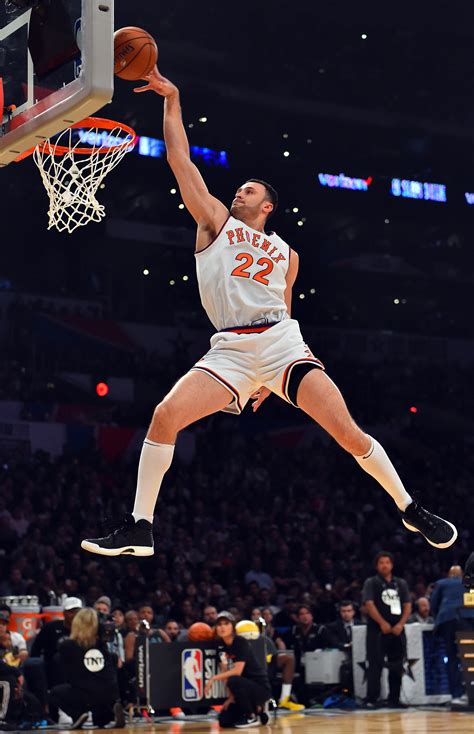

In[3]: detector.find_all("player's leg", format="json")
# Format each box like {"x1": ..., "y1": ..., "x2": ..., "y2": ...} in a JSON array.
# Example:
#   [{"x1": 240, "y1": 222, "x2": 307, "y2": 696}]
[
  {"x1": 132, "y1": 369, "x2": 234, "y2": 522},
  {"x1": 295, "y1": 368, "x2": 457, "y2": 548},
  {"x1": 81, "y1": 371, "x2": 233, "y2": 557},
  {"x1": 275, "y1": 653, "x2": 304, "y2": 710}
]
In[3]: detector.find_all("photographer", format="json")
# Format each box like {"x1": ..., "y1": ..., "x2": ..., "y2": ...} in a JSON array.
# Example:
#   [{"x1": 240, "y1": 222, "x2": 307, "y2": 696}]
[{"x1": 49, "y1": 608, "x2": 123, "y2": 729}]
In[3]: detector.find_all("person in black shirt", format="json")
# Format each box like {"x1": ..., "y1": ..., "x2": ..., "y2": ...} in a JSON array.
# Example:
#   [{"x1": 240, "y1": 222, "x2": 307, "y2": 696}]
[
  {"x1": 286, "y1": 605, "x2": 330, "y2": 668},
  {"x1": 30, "y1": 597, "x2": 82, "y2": 688},
  {"x1": 49, "y1": 607, "x2": 122, "y2": 729},
  {"x1": 362, "y1": 551, "x2": 412, "y2": 708},
  {"x1": 205, "y1": 611, "x2": 271, "y2": 728}
]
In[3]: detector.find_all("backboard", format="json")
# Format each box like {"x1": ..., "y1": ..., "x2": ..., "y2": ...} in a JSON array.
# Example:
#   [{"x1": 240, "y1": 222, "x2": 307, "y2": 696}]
[{"x1": 0, "y1": 0, "x2": 114, "y2": 166}]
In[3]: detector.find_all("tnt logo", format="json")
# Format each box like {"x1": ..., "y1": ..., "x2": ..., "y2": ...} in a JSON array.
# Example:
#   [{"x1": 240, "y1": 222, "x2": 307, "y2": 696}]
[
  {"x1": 182, "y1": 649, "x2": 203, "y2": 701},
  {"x1": 83, "y1": 649, "x2": 105, "y2": 673}
]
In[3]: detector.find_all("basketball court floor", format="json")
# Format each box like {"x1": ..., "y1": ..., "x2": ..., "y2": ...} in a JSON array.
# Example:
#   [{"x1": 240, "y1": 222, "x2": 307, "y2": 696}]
[{"x1": 48, "y1": 709, "x2": 472, "y2": 734}]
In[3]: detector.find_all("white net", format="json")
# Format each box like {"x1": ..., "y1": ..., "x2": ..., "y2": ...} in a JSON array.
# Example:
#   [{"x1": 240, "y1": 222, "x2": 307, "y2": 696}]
[{"x1": 33, "y1": 123, "x2": 136, "y2": 234}]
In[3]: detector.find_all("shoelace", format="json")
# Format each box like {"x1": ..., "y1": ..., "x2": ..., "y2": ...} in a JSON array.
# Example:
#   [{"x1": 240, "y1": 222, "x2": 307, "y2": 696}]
[
  {"x1": 102, "y1": 515, "x2": 133, "y2": 537},
  {"x1": 413, "y1": 505, "x2": 441, "y2": 530}
]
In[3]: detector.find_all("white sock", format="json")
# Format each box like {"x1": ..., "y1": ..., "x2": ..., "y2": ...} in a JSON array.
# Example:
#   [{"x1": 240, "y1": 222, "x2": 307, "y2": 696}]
[
  {"x1": 280, "y1": 684, "x2": 292, "y2": 700},
  {"x1": 132, "y1": 439, "x2": 175, "y2": 523},
  {"x1": 354, "y1": 436, "x2": 412, "y2": 511}
]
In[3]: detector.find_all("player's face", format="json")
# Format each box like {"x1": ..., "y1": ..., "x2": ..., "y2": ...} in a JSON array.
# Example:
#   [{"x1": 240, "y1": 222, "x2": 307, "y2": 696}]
[{"x1": 230, "y1": 182, "x2": 271, "y2": 220}]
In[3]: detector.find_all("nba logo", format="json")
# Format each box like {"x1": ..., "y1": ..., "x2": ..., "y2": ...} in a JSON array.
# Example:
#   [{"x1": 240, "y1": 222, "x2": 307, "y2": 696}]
[{"x1": 182, "y1": 649, "x2": 203, "y2": 701}]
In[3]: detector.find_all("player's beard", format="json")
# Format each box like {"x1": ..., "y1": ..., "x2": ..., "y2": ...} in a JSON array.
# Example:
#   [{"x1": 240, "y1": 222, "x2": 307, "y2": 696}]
[{"x1": 230, "y1": 202, "x2": 258, "y2": 221}]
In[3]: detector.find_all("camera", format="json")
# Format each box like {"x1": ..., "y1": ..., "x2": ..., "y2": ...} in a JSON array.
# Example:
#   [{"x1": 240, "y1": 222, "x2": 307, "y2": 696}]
[{"x1": 97, "y1": 612, "x2": 116, "y2": 644}]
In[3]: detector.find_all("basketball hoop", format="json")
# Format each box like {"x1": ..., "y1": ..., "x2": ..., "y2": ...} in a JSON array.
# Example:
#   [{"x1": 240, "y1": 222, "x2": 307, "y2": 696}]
[{"x1": 17, "y1": 117, "x2": 137, "y2": 234}]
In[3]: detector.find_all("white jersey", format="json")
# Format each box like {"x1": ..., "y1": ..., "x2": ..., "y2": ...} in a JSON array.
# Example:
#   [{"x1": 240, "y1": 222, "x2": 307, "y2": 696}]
[{"x1": 195, "y1": 215, "x2": 291, "y2": 331}]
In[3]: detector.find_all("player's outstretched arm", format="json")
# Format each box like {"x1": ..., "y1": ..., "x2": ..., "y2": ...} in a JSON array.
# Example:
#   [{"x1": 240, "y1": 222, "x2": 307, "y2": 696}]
[{"x1": 135, "y1": 69, "x2": 228, "y2": 231}]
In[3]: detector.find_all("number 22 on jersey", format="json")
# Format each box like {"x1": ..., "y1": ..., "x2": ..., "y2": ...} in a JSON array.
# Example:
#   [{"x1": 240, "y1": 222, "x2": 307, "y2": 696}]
[{"x1": 230, "y1": 253, "x2": 274, "y2": 286}]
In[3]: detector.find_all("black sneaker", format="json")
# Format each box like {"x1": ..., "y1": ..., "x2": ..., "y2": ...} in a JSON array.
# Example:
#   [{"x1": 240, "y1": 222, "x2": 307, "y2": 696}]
[
  {"x1": 234, "y1": 715, "x2": 260, "y2": 728},
  {"x1": 400, "y1": 501, "x2": 457, "y2": 549},
  {"x1": 81, "y1": 514, "x2": 154, "y2": 557},
  {"x1": 113, "y1": 702, "x2": 126, "y2": 728},
  {"x1": 69, "y1": 712, "x2": 89, "y2": 729}
]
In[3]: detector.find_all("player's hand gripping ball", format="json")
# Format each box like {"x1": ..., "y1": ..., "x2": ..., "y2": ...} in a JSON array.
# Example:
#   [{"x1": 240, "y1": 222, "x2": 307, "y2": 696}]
[{"x1": 114, "y1": 26, "x2": 158, "y2": 80}]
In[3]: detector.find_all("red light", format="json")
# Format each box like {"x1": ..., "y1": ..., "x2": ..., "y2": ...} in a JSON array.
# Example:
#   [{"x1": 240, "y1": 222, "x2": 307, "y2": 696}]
[
  {"x1": 409, "y1": 406, "x2": 418, "y2": 414},
  {"x1": 96, "y1": 382, "x2": 109, "y2": 397}
]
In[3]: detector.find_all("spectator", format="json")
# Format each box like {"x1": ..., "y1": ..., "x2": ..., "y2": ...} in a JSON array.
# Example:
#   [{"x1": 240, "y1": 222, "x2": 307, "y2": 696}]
[
  {"x1": 203, "y1": 605, "x2": 218, "y2": 627},
  {"x1": 430, "y1": 565, "x2": 474, "y2": 702},
  {"x1": 362, "y1": 552, "x2": 412, "y2": 708},
  {"x1": 124, "y1": 606, "x2": 170, "y2": 663},
  {"x1": 286, "y1": 605, "x2": 330, "y2": 672},
  {"x1": 0, "y1": 567, "x2": 28, "y2": 597},
  {"x1": 164, "y1": 620, "x2": 180, "y2": 642},
  {"x1": 325, "y1": 600, "x2": 359, "y2": 649},
  {"x1": 49, "y1": 608, "x2": 123, "y2": 729},
  {"x1": 325, "y1": 600, "x2": 360, "y2": 697},
  {"x1": 0, "y1": 660, "x2": 42, "y2": 729},
  {"x1": 94, "y1": 596, "x2": 112, "y2": 616},
  {"x1": 124, "y1": 610, "x2": 139, "y2": 635},
  {"x1": 30, "y1": 597, "x2": 82, "y2": 688},
  {"x1": 0, "y1": 613, "x2": 28, "y2": 665},
  {"x1": 273, "y1": 597, "x2": 299, "y2": 635},
  {"x1": 408, "y1": 597, "x2": 434, "y2": 624},
  {"x1": 244, "y1": 557, "x2": 274, "y2": 591},
  {"x1": 111, "y1": 607, "x2": 126, "y2": 638}
]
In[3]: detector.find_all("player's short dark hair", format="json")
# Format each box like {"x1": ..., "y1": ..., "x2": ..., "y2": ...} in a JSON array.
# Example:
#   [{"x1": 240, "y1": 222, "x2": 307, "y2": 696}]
[
  {"x1": 374, "y1": 551, "x2": 394, "y2": 566},
  {"x1": 339, "y1": 599, "x2": 355, "y2": 609},
  {"x1": 297, "y1": 604, "x2": 313, "y2": 616},
  {"x1": 247, "y1": 178, "x2": 279, "y2": 218}
]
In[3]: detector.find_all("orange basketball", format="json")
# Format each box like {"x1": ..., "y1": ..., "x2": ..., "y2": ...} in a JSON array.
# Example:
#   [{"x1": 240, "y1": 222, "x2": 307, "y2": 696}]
[
  {"x1": 114, "y1": 26, "x2": 158, "y2": 81},
  {"x1": 187, "y1": 622, "x2": 214, "y2": 641}
]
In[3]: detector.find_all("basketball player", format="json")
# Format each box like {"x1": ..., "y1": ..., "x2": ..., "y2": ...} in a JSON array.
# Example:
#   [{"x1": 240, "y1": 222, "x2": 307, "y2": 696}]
[{"x1": 81, "y1": 69, "x2": 457, "y2": 557}]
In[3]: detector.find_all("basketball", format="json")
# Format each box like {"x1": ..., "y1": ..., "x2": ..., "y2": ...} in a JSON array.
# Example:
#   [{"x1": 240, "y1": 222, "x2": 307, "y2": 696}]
[
  {"x1": 235, "y1": 620, "x2": 260, "y2": 640},
  {"x1": 114, "y1": 26, "x2": 158, "y2": 81},
  {"x1": 187, "y1": 622, "x2": 214, "y2": 641}
]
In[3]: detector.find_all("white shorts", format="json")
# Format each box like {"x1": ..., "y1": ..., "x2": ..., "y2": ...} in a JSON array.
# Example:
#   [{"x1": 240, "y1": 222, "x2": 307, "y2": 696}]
[{"x1": 190, "y1": 318, "x2": 324, "y2": 415}]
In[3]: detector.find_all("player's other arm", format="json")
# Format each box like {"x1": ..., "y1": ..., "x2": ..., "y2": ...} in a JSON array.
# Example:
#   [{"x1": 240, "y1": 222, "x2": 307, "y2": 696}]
[
  {"x1": 135, "y1": 69, "x2": 228, "y2": 231},
  {"x1": 284, "y1": 249, "x2": 299, "y2": 317}
]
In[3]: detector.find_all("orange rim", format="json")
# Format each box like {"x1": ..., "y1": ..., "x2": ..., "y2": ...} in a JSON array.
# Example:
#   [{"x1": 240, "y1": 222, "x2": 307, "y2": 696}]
[{"x1": 15, "y1": 117, "x2": 137, "y2": 161}]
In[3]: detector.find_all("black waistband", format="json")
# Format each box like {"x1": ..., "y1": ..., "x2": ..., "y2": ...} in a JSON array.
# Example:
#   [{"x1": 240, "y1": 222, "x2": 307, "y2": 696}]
[{"x1": 219, "y1": 321, "x2": 281, "y2": 334}]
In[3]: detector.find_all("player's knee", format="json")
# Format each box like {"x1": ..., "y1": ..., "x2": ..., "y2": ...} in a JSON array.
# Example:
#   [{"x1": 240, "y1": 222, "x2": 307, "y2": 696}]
[
  {"x1": 152, "y1": 400, "x2": 182, "y2": 433},
  {"x1": 338, "y1": 427, "x2": 370, "y2": 456}
]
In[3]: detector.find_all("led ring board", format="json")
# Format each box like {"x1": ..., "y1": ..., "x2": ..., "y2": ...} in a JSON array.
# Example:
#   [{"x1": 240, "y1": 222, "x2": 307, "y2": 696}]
[{"x1": 0, "y1": 0, "x2": 114, "y2": 166}]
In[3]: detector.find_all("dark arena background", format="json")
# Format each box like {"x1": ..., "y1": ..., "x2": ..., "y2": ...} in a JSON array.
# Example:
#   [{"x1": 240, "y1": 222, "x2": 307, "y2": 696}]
[{"x1": 0, "y1": 1, "x2": 473, "y2": 732}]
